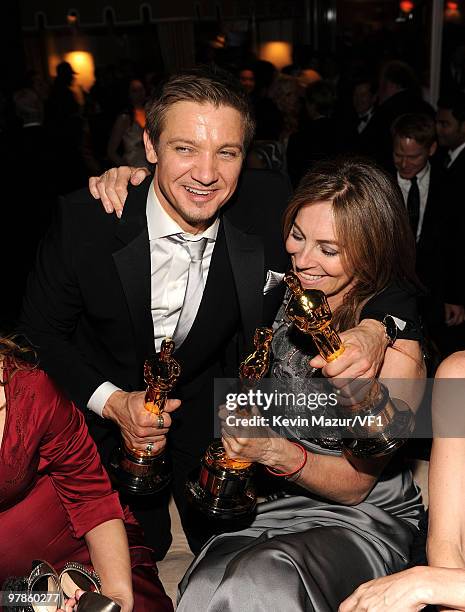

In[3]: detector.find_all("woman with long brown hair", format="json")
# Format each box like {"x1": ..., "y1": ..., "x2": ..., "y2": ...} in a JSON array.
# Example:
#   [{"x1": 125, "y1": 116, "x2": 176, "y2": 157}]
[
  {"x1": 175, "y1": 157, "x2": 426, "y2": 611},
  {"x1": 0, "y1": 337, "x2": 173, "y2": 611}
]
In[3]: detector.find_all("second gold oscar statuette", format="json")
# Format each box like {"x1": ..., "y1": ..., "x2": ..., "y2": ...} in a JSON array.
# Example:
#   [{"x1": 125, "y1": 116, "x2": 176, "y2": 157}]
[
  {"x1": 185, "y1": 327, "x2": 274, "y2": 519},
  {"x1": 283, "y1": 271, "x2": 414, "y2": 457}
]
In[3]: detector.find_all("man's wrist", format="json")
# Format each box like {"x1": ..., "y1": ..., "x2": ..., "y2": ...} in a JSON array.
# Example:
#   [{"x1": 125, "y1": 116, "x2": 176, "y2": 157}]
[
  {"x1": 359, "y1": 317, "x2": 398, "y2": 347},
  {"x1": 358, "y1": 319, "x2": 388, "y2": 345},
  {"x1": 102, "y1": 389, "x2": 127, "y2": 421},
  {"x1": 88, "y1": 382, "x2": 122, "y2": 417}
]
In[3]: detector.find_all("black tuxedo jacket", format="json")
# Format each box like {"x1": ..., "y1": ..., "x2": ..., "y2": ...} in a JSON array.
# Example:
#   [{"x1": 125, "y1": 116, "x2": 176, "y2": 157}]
[
  {"x1": 445, "y1": 146, "x2": 465, "y2": 183},
  {"x1": 416, "y1": 166, "x2": 445, "y2": 291},
  {"x1": 368, "y1": 91, "x2": 434, "y2": 170},
  {"x1": 411, "y1": 165, "x2": 465, "y2": 319},
  {"x1": 408, "y1": 160, "x2": 465, "y2": 316},
  {"x1": 394, "y1": 165, "x2": 461, "y2": 312},
  {"x1": 442, "y1": 149, "x2": 465, "y2": 306},
  {"x1": 20, "y1": 170, "x2": 291, "y2": 454}
]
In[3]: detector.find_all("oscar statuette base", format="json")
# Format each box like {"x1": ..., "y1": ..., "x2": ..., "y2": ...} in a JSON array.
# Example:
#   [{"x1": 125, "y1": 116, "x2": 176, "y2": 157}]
[
  {"x1": 109, "y1": 444, "x2": 172, "y2": 496},
  {"x1": 343, "y1": 399, "x2": 415, "y2": 458},
  {"x1": 185, "y1": 458, "x2": 256, "y2": 520}
]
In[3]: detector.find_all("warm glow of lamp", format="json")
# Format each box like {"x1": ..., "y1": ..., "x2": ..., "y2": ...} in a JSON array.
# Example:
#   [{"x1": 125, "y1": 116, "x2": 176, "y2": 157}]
[
  {"x1": 445, "y1": 0, "x2": 460, "y2": 19},
  {"x1": 400, "y1": 1, "x2": 414, "y2": 12},
  {"x1": 258, "y1": 41, "x2": 292, "y2": 71},
  {"x1": 48, "y1": 54, "x2": 61, "y2": 79},
  {"x1": 64, "y1": 51, "x2": 95, "y2": 92}
]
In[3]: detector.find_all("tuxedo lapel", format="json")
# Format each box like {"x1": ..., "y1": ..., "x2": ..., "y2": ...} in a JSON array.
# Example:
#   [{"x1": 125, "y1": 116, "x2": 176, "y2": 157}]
[
  {"x1": 420, "y1": 170, "x2": 437, "y2": 241},
  {"x1": 449, "y1": 147, "x2": 465, "y2": 175},
  {"x1": 112, "y1": 178, "x2": 154, "y2": 365},
  {"x1": 222, "y1": 216, "x2": 264, "y2": 349},
  {"x1": 111, "y1": 184, "x2": 267, "y2": 367}
]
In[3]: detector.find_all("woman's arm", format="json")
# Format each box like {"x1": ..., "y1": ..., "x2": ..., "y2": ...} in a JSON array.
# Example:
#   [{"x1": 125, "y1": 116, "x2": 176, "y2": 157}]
[
  {"x1": 428, "y1": 352, "x2": 465, "y2": 569},
  {"x1": 224, "y1": 339, "x2": 425, "y2": 504},
  {"x1": 339, "y1": 565, "x2": 465, "y2": 611},
  {"x1": 107, "y1": 114, "x2": 131, "y2": 166},
  {"x1": 337, "y1": 352, "x2": 465, "y2": 612},
  {"x1": 224, "y1": 434, "x2": 391, "y2": 505},
  {"x1": 37, "y1": 376, "x2": 134, "y2": 609},
  {"x1": 84, "y1": 519, "x2": 134, "y2": 612}
]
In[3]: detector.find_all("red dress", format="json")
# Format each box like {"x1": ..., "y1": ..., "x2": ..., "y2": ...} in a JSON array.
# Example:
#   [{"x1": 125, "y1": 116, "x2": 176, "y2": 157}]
[{"x1": 0, "y1": 361, "x2": 173, "y2": 612}]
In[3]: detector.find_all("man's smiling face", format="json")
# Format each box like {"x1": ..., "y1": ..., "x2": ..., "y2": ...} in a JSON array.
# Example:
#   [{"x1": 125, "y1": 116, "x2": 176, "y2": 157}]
[{"x1": 144, "y1": 101, "x2": 245, "y2": 234}]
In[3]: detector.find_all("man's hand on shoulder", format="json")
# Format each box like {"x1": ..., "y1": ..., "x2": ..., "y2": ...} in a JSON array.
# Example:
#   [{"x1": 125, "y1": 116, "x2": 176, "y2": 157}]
[
  {"x1": 103, "y1": 389, "x2": 180, "y2": 455},
  {"x1": 309, "y1": 319, "x2": 387, "y2": 380},
  {"x1": 89, "y1": 166, "x2": 152, "y2": 218}
]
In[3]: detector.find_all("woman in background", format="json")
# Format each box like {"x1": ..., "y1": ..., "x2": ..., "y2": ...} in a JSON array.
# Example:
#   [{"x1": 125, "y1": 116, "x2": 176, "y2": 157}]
[{"x1": 107, "y1": 79, "x2": 148, "y2": 168}]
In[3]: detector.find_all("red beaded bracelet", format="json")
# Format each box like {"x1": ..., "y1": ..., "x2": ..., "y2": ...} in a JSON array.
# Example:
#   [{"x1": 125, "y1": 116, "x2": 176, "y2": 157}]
[{"x1": 265, "y1": 442, "x2": 308, "y2": 478}]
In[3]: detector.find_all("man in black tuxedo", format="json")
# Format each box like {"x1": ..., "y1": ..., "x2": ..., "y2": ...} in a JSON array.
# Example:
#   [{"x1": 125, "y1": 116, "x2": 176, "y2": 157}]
[
  {"x1": 436, "y1": 91, "x2": 465, "y2": 180},
  {"x1": 434, "y1": 93, "x2": 465, "y2": 353},
  {"x1": 350, "y1": 77, "x2": 377, "y2": 155},
  {"x1": 391, "y1": 113, "x2": 464, "y2": 354},
  {"x1": 21, "y1": 68, "x2": 420, "y2": 559},
  {"x1": 368, "y1": 61, "x2": 434, "y2": 171}
]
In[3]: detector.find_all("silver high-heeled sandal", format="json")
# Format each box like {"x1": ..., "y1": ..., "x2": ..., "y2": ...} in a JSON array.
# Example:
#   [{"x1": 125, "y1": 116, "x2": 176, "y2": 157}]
[
  {"x1": 27, "y1": 560, "x2": 65, "y2": 612},
  {"x1": 59, "y1": 562, "x2": 101, "y2": 600},
  {"x1": 59, "y1": 562, "x2": 120, "y2": 612},
  {"x1": 5, "y1": 561, "x2": 120, "y2": 612}
]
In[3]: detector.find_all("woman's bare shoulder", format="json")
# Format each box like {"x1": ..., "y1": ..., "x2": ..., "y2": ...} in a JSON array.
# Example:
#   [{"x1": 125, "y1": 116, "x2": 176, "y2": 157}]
[{"x1": 436, "y1": 352, "x2": 465, "y2": 378}]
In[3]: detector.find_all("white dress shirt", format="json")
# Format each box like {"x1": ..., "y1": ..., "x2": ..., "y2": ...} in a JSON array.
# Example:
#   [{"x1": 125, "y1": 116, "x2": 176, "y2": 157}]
[
  {"x1": 447, "y1": 141, "x2": 465, "y2": 168},
  {"x1": 87, "y1": 182, "x2": 219, "y2": 416},
  {"x1": 397, "y1": 162, "x2": 430, "y2": 242},
  {"x1": 357, "y1": 107, "x2": 374, "y2": 134}
]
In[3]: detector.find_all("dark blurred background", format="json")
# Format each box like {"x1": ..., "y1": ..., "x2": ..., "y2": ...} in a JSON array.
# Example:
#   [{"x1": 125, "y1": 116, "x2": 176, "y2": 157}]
[{"x1": 1, "y1": 0, "x2": 463, "y2": 332}]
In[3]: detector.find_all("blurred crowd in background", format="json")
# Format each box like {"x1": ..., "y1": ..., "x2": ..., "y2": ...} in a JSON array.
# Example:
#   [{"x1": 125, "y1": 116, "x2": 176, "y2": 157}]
[{"x1": 4, "y1": 42, "x2": 465, "y2": 374}]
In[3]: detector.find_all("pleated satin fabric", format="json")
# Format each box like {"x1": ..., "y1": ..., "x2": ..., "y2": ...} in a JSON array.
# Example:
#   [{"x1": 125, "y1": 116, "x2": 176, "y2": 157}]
[{"x1": 177, "y1": 445, "x2": 423, "y2": 612}]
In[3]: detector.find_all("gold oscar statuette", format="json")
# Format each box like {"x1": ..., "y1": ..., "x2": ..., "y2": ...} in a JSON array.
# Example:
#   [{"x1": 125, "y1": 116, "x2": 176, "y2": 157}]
[
  {"x1": 109, "y1": 338, "x2": 181, "y2": 495},
  {"x1": 186, "y1": 327, "x2": 273, "y2": 518},
  {"x1": 284, "y1": 271, "x2": 414, "y2": 457}
]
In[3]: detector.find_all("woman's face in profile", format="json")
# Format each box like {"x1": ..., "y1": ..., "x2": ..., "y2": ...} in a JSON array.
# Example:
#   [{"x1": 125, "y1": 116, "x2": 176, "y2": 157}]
[{"x1": 285, "y1": 201, "x2": 355, "y2": 309}]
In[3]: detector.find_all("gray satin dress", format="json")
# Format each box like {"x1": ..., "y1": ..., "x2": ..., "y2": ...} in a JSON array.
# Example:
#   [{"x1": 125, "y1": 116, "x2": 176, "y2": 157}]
[{"x1": 177, "y1": 309, "x2": 424, "y2": 612}]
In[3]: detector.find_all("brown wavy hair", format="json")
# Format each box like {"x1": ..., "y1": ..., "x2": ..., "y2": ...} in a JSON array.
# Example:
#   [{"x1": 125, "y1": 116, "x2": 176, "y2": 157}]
[
  {"x1": 283, "y1": 156, "x2": 419, "y2": 330},
  {"x1": 0, "y1": 336, "x2": 37, "y2": 384},
  {"x1": 146, "y1": 66, "x2": 256, "y2": 152}
]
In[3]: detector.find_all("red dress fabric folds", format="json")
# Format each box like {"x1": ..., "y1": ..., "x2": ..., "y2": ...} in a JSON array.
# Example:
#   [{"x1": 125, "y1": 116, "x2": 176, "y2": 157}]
[{"x1": 0, "y1": 361, "x2": 173, "y2": 612}]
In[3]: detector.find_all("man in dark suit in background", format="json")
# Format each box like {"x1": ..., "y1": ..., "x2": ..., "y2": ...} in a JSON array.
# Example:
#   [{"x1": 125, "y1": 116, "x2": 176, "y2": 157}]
[
  {"x1": 391, "y1": 113, "x2": 465, "y2": 356},
  {"x1": 436, "y1": 91, "x2": 465, "y2": 180},
  {"x1": 434, "y1": 93, "x2": 465, "y2": 353},
  {"x1": 351, "y1": 76, "x2": 378, "y2": 155},
  {"x1": 287, "y1": 80, "x2": 350, "y2": 188},
  {"x1": 21, "y1": 67, "x2": 420, "y2": 560},
  {"x1": 369, "y1": 61, "x2": 434, "y2": 170}
]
